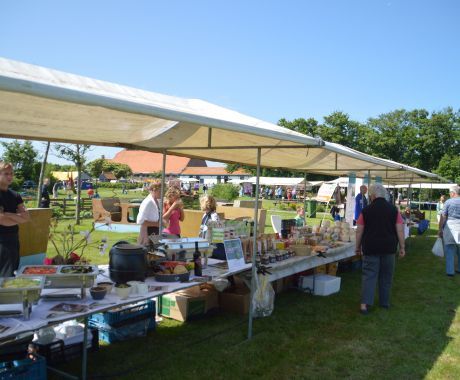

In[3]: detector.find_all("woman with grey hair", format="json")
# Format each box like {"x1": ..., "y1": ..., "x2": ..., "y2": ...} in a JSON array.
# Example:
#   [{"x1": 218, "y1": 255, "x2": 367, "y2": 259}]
[
  {"x1": 355, "y1": 183, "x2": 406, "y2": 314},
  {"x1": 438, "y1": 185, "x2": 460, "y2": 276}
]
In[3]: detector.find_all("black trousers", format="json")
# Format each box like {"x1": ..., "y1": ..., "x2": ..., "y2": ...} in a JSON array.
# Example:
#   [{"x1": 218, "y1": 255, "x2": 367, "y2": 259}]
[{"x1": 0, "y1": 234, "x2": 20, "y2": 277}]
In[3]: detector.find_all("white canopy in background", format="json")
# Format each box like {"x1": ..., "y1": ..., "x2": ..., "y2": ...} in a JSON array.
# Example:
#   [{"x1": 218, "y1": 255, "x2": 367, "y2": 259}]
[
  {"x1": 0, "y1": 57, "x2": 442, "y2": 183},
  {"x1": 243, "y1": 177, "x2": 308, "y2": 187},
  {"x1": 392, "y1": 183, "x2": 455, "y2": 189}
]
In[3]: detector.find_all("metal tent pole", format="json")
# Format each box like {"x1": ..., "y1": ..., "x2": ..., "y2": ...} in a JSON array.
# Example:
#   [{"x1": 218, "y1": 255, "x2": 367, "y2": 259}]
[
  {"x1": 419, "y1": 183, "x2": 422, "y2": 210},
  {"x1": 159, "y1": 150, "x2": 167, "y2": 233},
  {"x1": 248, "y1": 148, "x2": 261, "y2": 340},
  {"x1": 429, "y1": 182, "x2": 433, "y2": 221},
  {"x1": 303, "y1": 172, "x2": 308, "y2": 223}
]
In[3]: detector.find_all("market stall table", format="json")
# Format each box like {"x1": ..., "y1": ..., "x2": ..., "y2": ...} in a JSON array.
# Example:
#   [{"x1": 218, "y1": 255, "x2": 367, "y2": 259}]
[
  {"x1": 0, "y1": 260, "x2": 253, "y2": 379},
  {"x1": 238, "y1": 242, "x2": 356, "y2": 283}
]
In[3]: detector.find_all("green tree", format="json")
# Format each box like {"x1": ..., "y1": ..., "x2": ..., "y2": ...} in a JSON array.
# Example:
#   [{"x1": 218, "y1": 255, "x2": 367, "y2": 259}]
[
  {"x1": 53, "y1": 144, "x2": 92, "y2": 224},
  {"x1": 320, "y1": 111, "x2": 371, "y2": 153},
  {"x1": 0, "y1": 140, "x2": 39, "y2": 183},
  {"x1": 105, "y1": 162, "x2": 132, "y2": 179},
  {"x1": 436, "y1": 154, "x2": 460, "y2": 183},
  {"x1": 87, "y1": 158, "x2": 106, "y2": 178},
  {"x1": 278, "y1": 117, "x2": 320, "y2": 136},
  {"x1": 87, "y1": 159, "x2": 133, "y2": 179}
]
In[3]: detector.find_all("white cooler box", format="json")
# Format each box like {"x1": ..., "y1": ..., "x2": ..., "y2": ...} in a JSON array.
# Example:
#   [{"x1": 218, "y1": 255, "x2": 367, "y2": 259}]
[{"x1": 299, "y1": 274, "x2": 341, "y2": 296}]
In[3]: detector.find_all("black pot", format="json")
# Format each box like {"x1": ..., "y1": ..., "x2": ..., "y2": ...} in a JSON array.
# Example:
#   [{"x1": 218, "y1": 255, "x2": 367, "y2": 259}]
[{"x1": 109, "y1": 241, "x2": 147, "y2": 283}]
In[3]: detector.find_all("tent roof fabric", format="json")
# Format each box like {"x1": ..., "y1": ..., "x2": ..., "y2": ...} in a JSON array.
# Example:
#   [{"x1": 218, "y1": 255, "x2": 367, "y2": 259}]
[{"x1": 0, "y1": 57, "x2": 442, "y2": 183}]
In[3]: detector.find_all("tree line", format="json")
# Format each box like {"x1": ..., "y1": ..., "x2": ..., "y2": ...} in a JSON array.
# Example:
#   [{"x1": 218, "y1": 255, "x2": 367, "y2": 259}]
[
  {"x1": 228, "y1": 108, "x2": 460, "y2": 183},
  {"x1": 0, "y1": 141, "x2": 132, "y2": 190}
]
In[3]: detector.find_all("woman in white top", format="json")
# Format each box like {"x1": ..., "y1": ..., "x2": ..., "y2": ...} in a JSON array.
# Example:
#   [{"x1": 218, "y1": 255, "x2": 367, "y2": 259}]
[
  {"x1": 436, "y1": 195, "x2": 446, "y2": 223},
  {"x1": 199, "y1": 195, "x2": 219, "y2": 238},
  {"x1": 137, "y1": 182, "x2": 162, "y2": 245}
]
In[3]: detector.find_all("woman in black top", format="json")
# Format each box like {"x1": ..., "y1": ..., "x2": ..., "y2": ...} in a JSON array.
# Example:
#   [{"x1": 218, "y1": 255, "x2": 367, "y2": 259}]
[{"x1": 0, "y1": 162, "x2": 30, "y2": 276}]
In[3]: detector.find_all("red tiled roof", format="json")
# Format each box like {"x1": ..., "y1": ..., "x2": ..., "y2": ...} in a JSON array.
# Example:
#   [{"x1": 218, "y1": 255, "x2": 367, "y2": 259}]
[
  {"x1": 110, "y1": 150, "x2": 192, "y2": 174},
  {"x1": 180, "y1": 167, "x2": 250, "y2": 176}
]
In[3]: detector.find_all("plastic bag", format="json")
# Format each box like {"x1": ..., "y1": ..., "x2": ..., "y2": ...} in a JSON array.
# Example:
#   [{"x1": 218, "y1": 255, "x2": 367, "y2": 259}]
[
  {"x1": 211, "y1": 278, "x2": 229, "y2": 292},
  {"x1": 432, "y1": 238, "x2": 444, "y2": 257},
  {"x1": 252, "y1": 274, "x2": 275, "y2": 318}
]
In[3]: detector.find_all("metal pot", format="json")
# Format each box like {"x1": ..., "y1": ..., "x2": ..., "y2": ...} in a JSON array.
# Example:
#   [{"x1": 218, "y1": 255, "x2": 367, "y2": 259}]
[{"x1": 109, "y1": 241, "x2": 147, "y2": 284}]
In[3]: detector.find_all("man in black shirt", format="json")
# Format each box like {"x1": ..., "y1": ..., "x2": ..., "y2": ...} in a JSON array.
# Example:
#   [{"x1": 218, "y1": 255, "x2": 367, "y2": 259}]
[{"x1": 0, "y1": 162, "x2": 30, "y2": 276}]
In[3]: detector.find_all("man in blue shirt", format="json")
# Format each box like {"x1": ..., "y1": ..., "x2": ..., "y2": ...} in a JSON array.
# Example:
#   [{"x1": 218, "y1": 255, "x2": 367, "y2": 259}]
[{"x1": 354, "y1": 185, "x2": 368, "y2": 225}]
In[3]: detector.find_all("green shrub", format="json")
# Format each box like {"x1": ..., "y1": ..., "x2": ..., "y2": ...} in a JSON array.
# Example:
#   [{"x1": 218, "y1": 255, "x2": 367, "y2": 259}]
[
  {"x1": 52, "y1": 206, "x2": 64, "y2": 219},
  {"x1": 210, "y1": 184, "x2": 239, "y2": 201}
]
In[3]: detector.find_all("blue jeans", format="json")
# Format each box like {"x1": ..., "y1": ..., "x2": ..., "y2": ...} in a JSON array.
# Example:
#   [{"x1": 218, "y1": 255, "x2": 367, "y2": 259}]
[{"x1": 445, "y1": 243, "x2": 460, "y2": 275}]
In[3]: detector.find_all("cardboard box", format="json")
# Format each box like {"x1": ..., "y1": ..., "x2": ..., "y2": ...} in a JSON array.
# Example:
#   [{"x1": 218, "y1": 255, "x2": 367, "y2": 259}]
[
  {"x1": 315, "y1": 264, "x2": 327, "y2": 274},
  {"x1": 327, "y1": 262, "x2": 338, "y2": 276},
  {"x1": 178, "y1": 284, "x2": 219, "y2": 312},
  {"x1": 219, "y1": 285, "x2": 250, "y2": 315},
  {"x1": 161, "y1": 292, "x2": 206, "y2": 322}
]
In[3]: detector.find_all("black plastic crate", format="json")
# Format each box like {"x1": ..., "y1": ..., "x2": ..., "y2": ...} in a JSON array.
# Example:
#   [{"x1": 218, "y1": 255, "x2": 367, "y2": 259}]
[{"x1": 32, "y1": 328, "x2": 99, "y2": 366}]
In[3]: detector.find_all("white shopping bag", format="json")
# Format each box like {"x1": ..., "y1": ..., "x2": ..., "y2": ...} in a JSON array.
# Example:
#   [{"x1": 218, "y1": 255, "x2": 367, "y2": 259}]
[{"x1": 432, "y1": 238, "x2": 444, "y2": 258}]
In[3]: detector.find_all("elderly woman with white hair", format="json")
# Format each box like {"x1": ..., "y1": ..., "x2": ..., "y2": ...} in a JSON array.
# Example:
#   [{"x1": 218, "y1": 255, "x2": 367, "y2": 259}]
[
  {"x1": 438, "y1": 185, "x2": 460, "y2": 276},
  {"x1": 355, "y1": 183, "x2": 406, "y2": 314}
]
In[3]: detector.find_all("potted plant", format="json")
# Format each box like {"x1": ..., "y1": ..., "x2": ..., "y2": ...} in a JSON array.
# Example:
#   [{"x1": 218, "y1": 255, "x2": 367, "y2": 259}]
[{"x1": 45, "y1": 218, "x2": 108, "y2": 265}]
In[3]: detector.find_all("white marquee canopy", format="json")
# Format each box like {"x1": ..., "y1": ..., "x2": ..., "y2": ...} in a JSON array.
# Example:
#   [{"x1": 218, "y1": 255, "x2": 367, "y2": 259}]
[{"x1": 0, "y1": 57, "x2": 442, "y2": 183}]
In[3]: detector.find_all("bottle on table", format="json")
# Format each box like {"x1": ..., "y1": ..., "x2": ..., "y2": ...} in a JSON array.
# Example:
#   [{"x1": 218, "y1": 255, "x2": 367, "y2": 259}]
[{"x1": 193, "y1": 242, "x2": 202, "y2": 276}]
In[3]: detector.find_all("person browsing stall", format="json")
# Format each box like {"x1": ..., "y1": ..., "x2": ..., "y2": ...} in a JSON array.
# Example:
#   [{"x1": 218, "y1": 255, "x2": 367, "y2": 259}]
[
  {"x1": 295, "y1": 204, "x2": 305, "y2": 227},
  {"x1": 136, "y1": 181, "x2": 162, "y2": 245},
  {"x1": 355, "y1": 183, "x2": 405, "y2": 314},
  {"x1": 437, "y1": 195, "x2": 446, "y2": 223},
  {"x1": 438, "y1": 185, "x2": 460, "y2": 277},
  {"x1": 0, "y1": 162, "x2": 30, "y2": 276},
  {"x1": 162, "y1": 187, "x2": 184, "y2": 237},
  {"x1": 354, "y1": 185, "x2": 368, "y2": 225},
  {"x1": 199, "y1": 195, "x2": 220, "y2": 238}
]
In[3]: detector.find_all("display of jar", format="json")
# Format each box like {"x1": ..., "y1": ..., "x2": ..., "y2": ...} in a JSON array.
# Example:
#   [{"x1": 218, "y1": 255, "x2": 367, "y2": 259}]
[{"x1": 261, "y1": 255, "x2": 270, "y2": 265}]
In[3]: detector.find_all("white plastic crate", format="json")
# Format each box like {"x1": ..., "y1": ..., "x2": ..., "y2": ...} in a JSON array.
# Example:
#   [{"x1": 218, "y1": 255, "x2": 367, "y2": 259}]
[{"x1": 298, "y1": 274, "x2": 341, "y2": 296}]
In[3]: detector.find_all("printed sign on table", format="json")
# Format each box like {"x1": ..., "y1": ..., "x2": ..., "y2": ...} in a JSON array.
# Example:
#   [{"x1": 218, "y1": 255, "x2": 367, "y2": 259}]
[{"x1": 223, "y1": 239, "x2": 246, "y2": 271}]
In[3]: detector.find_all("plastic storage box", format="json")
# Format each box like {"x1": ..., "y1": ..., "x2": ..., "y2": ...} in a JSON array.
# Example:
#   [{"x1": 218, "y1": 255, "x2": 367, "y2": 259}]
[
  {"x1": 89, "y1": 299, "x2": 155, "y2": 326},
  {"x1": 298, "y1": 274, "x2": 341, "y2": 296},
  {"x1": 0, "y1": 355, "x2": 46, "y2": 380},
  {"x1": 89, "y1": 316, "x2": 155, "y2": 344}
]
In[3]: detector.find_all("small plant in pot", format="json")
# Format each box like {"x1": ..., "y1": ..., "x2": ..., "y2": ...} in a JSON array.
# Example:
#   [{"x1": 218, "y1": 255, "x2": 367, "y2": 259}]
[{"x1": 45, "y1": 218, "x2": 109, "y2": 265}]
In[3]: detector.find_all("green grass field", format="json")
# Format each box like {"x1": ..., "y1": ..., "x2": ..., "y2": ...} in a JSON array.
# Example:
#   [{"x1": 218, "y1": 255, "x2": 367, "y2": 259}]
[{"x1": 44, "y1": 202, "x2": 459, "y2": 380}]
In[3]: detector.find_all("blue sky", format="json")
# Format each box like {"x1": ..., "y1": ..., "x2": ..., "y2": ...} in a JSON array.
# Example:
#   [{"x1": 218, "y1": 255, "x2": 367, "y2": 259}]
[{"x1": 1, "y1": 0, "x2": 459, "y2": 164}]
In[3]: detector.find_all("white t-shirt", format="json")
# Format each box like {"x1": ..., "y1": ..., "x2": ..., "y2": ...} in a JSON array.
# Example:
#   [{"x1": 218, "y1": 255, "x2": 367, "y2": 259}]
[{"x1": 136, "y1": 194, "x2": 160, "y2": 225}]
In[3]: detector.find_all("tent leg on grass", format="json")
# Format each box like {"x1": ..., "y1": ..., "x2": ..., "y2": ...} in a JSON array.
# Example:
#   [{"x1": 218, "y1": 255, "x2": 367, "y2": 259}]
[
  {"x1": 159, "y1": 150, "x2": 167, "y2": 233},
  {"x1": 248, "y1": 148, "x2": 261, "y2": 340}
]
